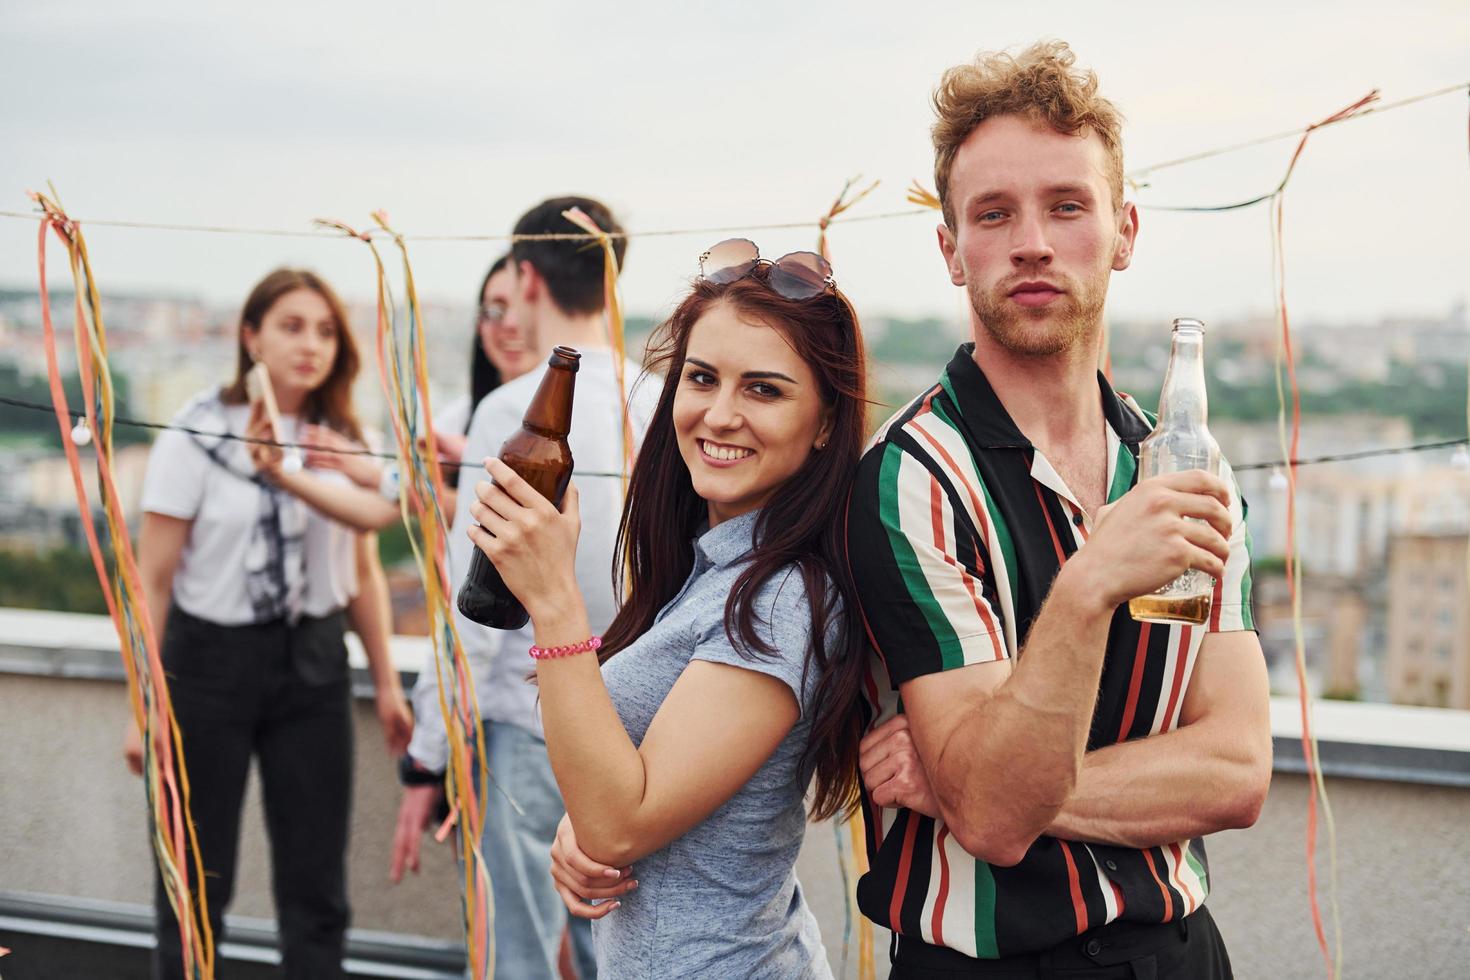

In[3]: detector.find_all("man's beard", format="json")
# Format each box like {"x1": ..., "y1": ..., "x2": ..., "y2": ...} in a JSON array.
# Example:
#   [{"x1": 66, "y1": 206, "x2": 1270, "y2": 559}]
[{"x1": 969, "y1": 272, "x2": 1107, "y2": 358}]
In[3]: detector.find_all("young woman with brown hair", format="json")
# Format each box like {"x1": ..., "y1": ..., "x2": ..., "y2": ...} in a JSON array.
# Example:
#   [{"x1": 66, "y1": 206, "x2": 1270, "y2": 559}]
[
  {"x1": 463, "y1": 242, "x2": 870, "y2": 978},
  {"x1": 131, "y1": 268, "x2": 411, "y2": 979}
]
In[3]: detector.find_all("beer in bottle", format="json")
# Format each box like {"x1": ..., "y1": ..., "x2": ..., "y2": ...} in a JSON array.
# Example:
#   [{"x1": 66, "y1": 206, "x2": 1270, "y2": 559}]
[
  {"x1": 456, "y1": 346, "x2": 580, "y2": 629},
  {"x1": 1128, "y1": 318, "x2": 1220, "y2": 626}
]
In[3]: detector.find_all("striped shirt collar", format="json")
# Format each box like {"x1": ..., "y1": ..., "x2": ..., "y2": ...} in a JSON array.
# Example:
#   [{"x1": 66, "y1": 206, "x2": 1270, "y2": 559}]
[{"x1": 940, "y1": 343, "x2": 1153, "y2": 450}]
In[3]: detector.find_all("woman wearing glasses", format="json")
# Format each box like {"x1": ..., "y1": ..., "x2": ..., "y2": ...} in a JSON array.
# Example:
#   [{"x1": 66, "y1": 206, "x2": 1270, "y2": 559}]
[
  {"x1": 464, "y1": 241, "x2": 868, "y2": 978},
  {"x1": 434, "y1": 255, "x2": 538, "y2": 458}
]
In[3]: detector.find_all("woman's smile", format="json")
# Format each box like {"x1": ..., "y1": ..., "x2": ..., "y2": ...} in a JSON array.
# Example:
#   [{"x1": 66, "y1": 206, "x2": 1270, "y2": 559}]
[{"x1": 697, "y1": 438, "x2": 756, "y2": 466}]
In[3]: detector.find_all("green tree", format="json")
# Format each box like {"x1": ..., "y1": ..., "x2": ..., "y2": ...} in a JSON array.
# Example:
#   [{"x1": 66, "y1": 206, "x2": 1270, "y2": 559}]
[
  {"x1": 0, "y1": 362, "x2": 148, "y2": 448},
  {"x1": 0, "y1": 547, "x2": 111, "y2": 614}
]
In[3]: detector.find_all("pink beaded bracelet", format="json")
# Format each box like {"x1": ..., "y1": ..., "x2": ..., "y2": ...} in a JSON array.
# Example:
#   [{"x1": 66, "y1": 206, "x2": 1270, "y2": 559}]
[{"x1": 528, "y1": 635, "x2": 603, "y2": 660}]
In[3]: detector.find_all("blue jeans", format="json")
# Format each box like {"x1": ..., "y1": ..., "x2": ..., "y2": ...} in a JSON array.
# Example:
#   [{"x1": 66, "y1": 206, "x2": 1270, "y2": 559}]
[{"x1": 482, "y1": 721, "x2": 596, "y2": 979}]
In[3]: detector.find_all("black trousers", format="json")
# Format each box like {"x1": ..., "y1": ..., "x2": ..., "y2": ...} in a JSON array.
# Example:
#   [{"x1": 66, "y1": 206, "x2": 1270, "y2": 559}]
[
  {"x1": 890, "y1": 906, "x2": 1232, "y2": 980},
  {"x1": 152, "y1": 607, "x2": 353, "y2": 980}
]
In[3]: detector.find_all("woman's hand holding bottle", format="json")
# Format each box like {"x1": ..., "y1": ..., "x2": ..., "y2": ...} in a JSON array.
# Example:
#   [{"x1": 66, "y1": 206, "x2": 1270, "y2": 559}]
[{"x1": 465, "y1": 458, "x2": 583, "y2": 621}]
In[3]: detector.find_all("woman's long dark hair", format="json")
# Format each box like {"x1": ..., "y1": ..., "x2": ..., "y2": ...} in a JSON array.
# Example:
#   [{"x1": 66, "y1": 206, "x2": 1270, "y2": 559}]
[
  {"x1": 465, "y1": 256, "x2": 510, "y2": 434},
  {"x1": 601, "y1": 265, "x2": 871, "y2": 822}
]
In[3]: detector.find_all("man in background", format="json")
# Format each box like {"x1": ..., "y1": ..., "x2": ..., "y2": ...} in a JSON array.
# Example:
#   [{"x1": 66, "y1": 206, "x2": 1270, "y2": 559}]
[{"x1": 391, "y1": 195, "x2": 653, "y2": 980}]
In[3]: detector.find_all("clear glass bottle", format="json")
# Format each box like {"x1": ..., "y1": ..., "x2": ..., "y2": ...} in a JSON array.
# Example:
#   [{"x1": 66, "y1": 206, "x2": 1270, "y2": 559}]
[{"x1": 1128, "y1": 318, "x2": 1220, "y2": 626}]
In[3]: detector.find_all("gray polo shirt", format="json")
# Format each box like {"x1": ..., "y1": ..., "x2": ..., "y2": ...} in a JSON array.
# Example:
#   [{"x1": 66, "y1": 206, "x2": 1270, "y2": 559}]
[{"x1": 593, "y1": 510, "x2": 833, "y2": 979}]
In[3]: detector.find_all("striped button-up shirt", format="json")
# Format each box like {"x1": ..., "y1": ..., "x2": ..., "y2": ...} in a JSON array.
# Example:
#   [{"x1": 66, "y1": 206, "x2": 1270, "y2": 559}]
[{"x1": 846, "y1": 345, "x2": 1255, "y2": 959}]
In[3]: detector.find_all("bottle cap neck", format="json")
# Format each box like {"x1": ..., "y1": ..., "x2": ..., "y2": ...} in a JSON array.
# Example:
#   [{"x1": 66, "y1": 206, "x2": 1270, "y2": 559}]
[
  {"x1": 522, "y1": 347, "x2": 580, "y2": 436},
  {"x1": 547, "y1": 345, "x2": 582, "y2": 372},
  {"x1": 1157, "y1": 319, "x2": 1207, "y2": 425}
]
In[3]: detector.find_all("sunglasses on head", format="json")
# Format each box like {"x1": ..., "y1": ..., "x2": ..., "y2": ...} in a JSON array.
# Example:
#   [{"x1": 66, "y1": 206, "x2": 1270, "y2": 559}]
[{"x1": 697, "y1": 238, "x2": 836, "y2": 301}]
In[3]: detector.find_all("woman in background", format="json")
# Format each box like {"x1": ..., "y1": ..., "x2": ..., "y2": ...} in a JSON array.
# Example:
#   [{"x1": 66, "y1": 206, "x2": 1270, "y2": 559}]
[
  {"x1": 130, "y1": 267, "x2": 411, "y2": 980},
  {"x1": 435, "y1": 254, "x2": 537, "y2": 456}
]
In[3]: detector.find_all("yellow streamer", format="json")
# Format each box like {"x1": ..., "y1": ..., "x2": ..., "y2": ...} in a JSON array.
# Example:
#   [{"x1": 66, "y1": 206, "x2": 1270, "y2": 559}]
[
  {"x1": 906, "y1": 180, "x2": 942, "y2": 212},
  {"x1": 813, "y1": 179, "x2": 878, "y2": 979},
  {"x1": 560, "y1": 206, "x2": 634, "y2": 493},
  {"x1": 817, "y1": 177, "x2": 880, "y2": 260},
  {"x1": 31, "y1": 187, "x2": 214, "y2": 979},
  {"x1": 1268, "y1": 193, "x2": 1343, "y2": 980},
  {"x1": 849, "y1": 811, "x2": 876, "y2": 980},
  {"x1": 316, "y1": 214, "x2": 495, "y2": 979}
]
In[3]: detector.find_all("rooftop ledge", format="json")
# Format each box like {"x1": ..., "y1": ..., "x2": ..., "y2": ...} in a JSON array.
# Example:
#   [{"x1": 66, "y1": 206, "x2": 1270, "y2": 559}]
[{"x1": 4, "y1": 607, "x2": 1467, "y2": 788}]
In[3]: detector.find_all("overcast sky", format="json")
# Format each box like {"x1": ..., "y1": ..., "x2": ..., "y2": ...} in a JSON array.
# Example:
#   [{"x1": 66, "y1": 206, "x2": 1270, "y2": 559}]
[{"x1": 3, "y1": 1, "x2": 1466, "y2": 330}]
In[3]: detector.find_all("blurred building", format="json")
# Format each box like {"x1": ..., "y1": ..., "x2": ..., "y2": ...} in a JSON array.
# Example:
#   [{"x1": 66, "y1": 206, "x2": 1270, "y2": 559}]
[
  {"x1": 23, "y1": 444, "x2": 152, "y2": 522},
  {"x1": 1252, "y1": 571, "x2": 1372, "y2": 700},
  {"x1": 1214, "y1": 415, "x2": 1411, "y2": 577},
  {"x1": 1386, "y1": 532, "x2": 1469, "y2": 709},
  {"x1": 1383, "y1": 468, "x2": 1470, "y2": 710}
]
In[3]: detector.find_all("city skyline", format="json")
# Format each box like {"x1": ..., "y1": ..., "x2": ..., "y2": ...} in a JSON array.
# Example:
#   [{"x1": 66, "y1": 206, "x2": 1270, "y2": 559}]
[
  {"x1": 5, "y1": 240, "x2": 1470, "y2": 711},
  {"x1": 2, "y1": 1, "x2": 1466, "y2": 327}
]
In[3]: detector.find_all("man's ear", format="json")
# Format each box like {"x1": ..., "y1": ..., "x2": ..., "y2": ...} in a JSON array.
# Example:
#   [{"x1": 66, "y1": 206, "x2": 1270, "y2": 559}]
[
  {"x1": 518, "y1": 259, "x2": 541, "y2": 304},
  {"x1": 937, "y1": 222, "x2": 965, "y2": 286},
  {"x1": 1112, "y1": 202, "x2": 1139, "y2": 272}
]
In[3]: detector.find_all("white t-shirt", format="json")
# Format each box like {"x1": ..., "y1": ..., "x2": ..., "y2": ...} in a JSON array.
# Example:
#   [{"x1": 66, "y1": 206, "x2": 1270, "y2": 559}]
[
  {"x1": 408, "y1": 350, "x2": 658, "y2": 768},
  {"x1": 434, "y1": 394, "x2": 471, "y2": 440},
  {"x1": 140, "y1": 390, "x2": 361, "y2": 626}
]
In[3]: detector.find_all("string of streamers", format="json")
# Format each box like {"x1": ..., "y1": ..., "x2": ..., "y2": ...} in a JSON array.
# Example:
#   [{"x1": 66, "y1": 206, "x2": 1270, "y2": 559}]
[
  {"x1": 314, "y1": 213, "x2": 495, "y2": 980},
  {"x1": 1127, "y1": 179, "x2": 1278, "y2": 214},
  {"x1": 1, "y1": 82, "x2": 1460, "y2": 245},
  {"x1": 560, "y1": 207, "x2": 635, "y2": 490},
  {"x1": 0, "y1": 208, "x2": 926, "y2": 242},
  {"x1": 847, "y1": 815, "x2": 874, "y2": 980},
  {"x1": 5, "y1": 393, "x2": 1467, "y2": 474},
  {"x1": 1126, "y1": 81, "x2": 1469, "y2": 181},
  {"x1": 817, "y1": 176, "x2": 881, "y2": 259},
  {"x1": 1128, "y1": 85, "x2": 1470, "y2": 212},
  {"x1": 29, "y1": 187, "x2": 215, "y2": 979},
  {"x1": 904, "y1": 180, "x2": 942, "y2": 211},
  {"x1": 816, "y1": 182, "x2": 876, "y2": 980},
  {"x1": 1267, "y1": 92, "x2": 1381, "y2": 980},
  {"x1": 1127, "y1": 82, "x2": 1374, "y2": 214},
  {"x1": 831, "y1": 820, "x2": 855, "y2": 979}
]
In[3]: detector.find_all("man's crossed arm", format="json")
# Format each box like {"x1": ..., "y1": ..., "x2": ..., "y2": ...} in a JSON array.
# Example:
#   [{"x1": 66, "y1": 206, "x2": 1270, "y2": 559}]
[{"x1": 863, "y1": 629, "x2": 1272, "y2": 855}]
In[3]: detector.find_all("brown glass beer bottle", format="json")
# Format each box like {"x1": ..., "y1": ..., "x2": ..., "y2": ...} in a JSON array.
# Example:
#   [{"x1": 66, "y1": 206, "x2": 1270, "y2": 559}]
[{"x1": 456, "y1": 345, "x2": 580, "y2": 629}]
